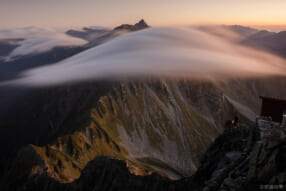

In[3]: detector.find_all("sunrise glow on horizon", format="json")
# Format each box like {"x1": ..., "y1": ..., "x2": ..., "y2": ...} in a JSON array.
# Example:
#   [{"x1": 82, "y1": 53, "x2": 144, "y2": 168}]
[{"x1": 0, "y1": 0, "x2": 286, "y2": 31}]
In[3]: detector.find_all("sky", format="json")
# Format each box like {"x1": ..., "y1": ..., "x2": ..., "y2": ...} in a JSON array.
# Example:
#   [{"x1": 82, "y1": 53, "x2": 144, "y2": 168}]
[{"x1": 0, "y1": 0, "x2": 286, "y2": 31}]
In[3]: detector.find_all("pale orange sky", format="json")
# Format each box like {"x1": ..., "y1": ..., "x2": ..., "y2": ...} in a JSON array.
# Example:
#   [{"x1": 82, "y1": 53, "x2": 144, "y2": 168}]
[{"x1": 0, "y1": 0, "x2": 286, "y2": 31}]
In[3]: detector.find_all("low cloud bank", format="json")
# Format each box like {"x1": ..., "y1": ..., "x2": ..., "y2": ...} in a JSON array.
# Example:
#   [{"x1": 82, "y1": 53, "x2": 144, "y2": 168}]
[
  {"x1": 4, "y1": 27, "x2": 286, "y2": 86},
  {"x1": 0, "y1": 27, "x2": 86, "y2": 60}
]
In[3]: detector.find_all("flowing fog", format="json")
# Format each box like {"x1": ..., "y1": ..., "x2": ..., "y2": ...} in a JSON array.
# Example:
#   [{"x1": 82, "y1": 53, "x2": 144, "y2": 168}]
[
  {"x1": 0, "y1": 27, "x2": 86, "y2": 60},
  {"x1": 4, "y1": 27, "x2": 286, "y2": 86}
]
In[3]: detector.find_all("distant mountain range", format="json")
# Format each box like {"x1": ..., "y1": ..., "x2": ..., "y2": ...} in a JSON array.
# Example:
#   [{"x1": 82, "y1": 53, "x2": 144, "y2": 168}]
[
  {"x1": 224, "y1": 25, "x2": 260, "y2": 37},
  {"x1": 242, "y1": 30, "x2": 286, "y2": 58},
  {"x1": 199, "y1": 25, "x2": 286, "y2": 59}
]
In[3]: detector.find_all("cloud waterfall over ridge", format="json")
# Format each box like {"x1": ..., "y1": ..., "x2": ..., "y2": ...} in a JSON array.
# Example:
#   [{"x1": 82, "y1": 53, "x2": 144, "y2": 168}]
[{"x1": 6, "y1": 27, "x2": 286, "y2": 86}]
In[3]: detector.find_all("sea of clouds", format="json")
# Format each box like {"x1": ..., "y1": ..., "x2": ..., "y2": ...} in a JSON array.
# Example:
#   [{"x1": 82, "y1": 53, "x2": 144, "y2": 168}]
[
  {"x1": 0, "y1": 26, "x2": 86, "y2": 60},
  {"x1": 2, "y1": 26, "x2": 286, "y2": 86}
]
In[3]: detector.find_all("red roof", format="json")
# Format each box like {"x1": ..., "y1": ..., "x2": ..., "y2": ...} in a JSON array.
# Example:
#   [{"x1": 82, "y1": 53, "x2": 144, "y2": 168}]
[
  {"x1": 260, "y1": 96, "x2": 286, "y2": 123},
  {"x1": 259, "y1": 96, "x2": 286, "y2": 103}
]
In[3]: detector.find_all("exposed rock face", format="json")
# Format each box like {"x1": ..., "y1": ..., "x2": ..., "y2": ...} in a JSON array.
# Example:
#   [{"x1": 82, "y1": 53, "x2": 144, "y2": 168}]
[
  {"x1": 1, "y1": 77, "x2": 286, "y2": 185},
  {"x1": 247, "y1": 140, "x2": 286, "y2": 188},
  {"x1": 192, "y1": 122, "x2": 286, "y2": 191},
  {"x1": 3, "y1": 121, "x2": 285, "y2": 191},
  {"x1": 134, "y1": 19, "x2": 150, "y2": 30},
  {"x1": 191, "y1": 122, "x2": 259, "y2": 191},
  {"x1": 1, "y1": 76, "x2": 286, "y2": 190},
  {"x1": 114, "y1": 19, "x2": 149, "y2": 31}
]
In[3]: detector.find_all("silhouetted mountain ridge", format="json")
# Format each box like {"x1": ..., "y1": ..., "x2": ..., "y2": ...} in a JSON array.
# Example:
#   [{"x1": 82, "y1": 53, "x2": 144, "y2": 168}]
[{"x1": 114, "y1": 19, "x2": 149, "y2": 31}]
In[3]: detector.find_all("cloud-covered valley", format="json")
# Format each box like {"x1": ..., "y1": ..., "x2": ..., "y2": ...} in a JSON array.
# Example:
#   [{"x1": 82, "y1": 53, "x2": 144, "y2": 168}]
[
  {"x1": 3, "y1": 27, "x2": 286, "y2": 86},
  {"x1": 0, "y1": 27, "x2": 86, "y2": 60}
]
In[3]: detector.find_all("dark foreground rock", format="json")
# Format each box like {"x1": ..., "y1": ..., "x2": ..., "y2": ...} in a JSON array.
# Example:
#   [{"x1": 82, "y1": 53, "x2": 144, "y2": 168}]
[
  {"x1": 246, "y1": 140, "x2": 286, "y2": 190},
  {"x1": 1, "y1": 123, "x2": 285, "y2": 191},
  {"x1": 114, "y1": 19, "x2": 149, "y2": 31},
  {"x1": 1, "y1": 156, "x2": 184, "y2": 191}
]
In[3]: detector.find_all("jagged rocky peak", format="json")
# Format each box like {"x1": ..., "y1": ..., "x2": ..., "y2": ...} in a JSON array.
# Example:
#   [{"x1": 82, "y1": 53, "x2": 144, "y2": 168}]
[
  {"x1": 134, "y1": 19, "x2": 149, "y2": 30},
  {"x1": 113, "y1": 19, "x2": 149, "y2": 31}
]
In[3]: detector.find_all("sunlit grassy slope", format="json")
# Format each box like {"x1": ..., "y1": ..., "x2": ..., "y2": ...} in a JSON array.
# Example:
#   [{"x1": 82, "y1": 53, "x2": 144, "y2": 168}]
[{"x1": 6, "y1": 77, "x2": 286, "y2": 183}]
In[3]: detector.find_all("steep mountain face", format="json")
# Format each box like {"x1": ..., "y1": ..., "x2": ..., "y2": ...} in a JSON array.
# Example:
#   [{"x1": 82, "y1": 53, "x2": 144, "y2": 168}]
[
  {"x1": 0, "y1": 81, "x2": 113, "y2": 157},
  {"x1": 2, "y1": 121, "x2": 285, "y2": 191},
  {"x1": 1, "y1": 76, "x2": 285, "y2": 186}
]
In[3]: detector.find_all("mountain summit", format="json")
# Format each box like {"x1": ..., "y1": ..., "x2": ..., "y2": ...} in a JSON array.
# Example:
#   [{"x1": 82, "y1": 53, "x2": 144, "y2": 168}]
[
  {"x1": 134, "y1": 19, "x2": 149, "y2": 30},
  {"x1": 114, "y1": 19, "x2": 149, "y2": 31}
]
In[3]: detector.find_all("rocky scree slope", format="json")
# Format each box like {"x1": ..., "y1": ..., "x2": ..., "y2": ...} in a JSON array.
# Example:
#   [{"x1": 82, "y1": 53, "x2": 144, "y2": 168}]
[
  {"x1": 1, "y1": 76, "x2": 286, "y2": 186},
  {"x1": 2, "y1": 121, "x2": 286, "y2": 191}
]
